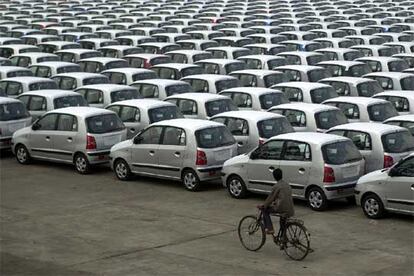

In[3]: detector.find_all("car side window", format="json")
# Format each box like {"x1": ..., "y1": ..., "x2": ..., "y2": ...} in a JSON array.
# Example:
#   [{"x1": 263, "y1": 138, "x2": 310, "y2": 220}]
[
  {"x1": 140, "y1": 84, "x2": 159, "y2": 98},
  {"x1": 283, "y1": 141, "x2": 311, "y2": 161},
  {"x1": 120, "y1": 106, "x2": 139, "y2": 122},
  {"x1": 226, "y1": 117, "x2": 249, "y2": 136},
  {"x1": 59, "y1": 77, "x2": 76, "y2": 90},
  {"x1": 37, "y1": 113, "x2": 58, "y2": 131},
  {"x1": 284, "y1": 109, "x2": 306, "y2": 127},
  {"x1": 36, "y1": 66, "x2": 51, "y2": 78},
  {"x1": 57, "y1": 114, "x2": 77, "y2": 131},
  {"x1": 85, "y1": 89, "x2": 103, "y2": 104},
  {"x1": 177, "y1": 99, "x2": 197, "y2": 115},
  {"x1": 284, "y1": 70, "x2": 301, "y2": 81},
  {"x1": 162, "y1": 126, "x2": 186, "y2": 146},
  {"x1": 189, "y1": 79, "x2": 208, "y2": 92},
  {"x1": 395, "y1": 157, "x2": 414, "y2": 177},
  {"x1": 337, "y1": 103, "x2": 360, "y2": 119},
  {"x1": 373, "y1": 76, "x2": 393, "y2": 90},
  {"x1": 29, "y1": 96, "x2": 47, "y2": 111},
  {"x1": 254, "y1": 140, "x2": 284, "y2": 160},
  {"x1": 347, "y1": 130, "x2": 372, "y2": 150},
  {"x1": 232, "y1": 92, "x2": 253, "y2": 108},
  {"x1": 280, "y1": 87, "x2": 303, "y2": 102},
  {"x1": 6, "y1": 82, "x2": 23, "y2": 96},
  {"x1": 139, "y1": 126, "x2": 163, "y2": 144}
]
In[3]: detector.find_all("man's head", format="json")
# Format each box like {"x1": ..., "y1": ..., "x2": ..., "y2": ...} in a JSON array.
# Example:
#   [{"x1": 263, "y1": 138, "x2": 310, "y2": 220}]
[{"x1": 273, "y1": 168, "x2": 283, "y2": 181}]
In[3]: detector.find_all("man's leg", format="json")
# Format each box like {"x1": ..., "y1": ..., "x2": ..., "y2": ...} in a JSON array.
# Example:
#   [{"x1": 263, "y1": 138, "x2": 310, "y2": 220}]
[
  {"x1": 262, "y1": 208, "x2": 274, "y2": 234},
  {"x1": 279, "y1": 216, "x2": 288, "y2": 248}
]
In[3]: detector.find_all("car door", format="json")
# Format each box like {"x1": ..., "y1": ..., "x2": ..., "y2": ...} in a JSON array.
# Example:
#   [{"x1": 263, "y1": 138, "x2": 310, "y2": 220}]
[
  {"x1": 385, "y1": 156, "x2": 414, "y2": 213},
  {"x1": 226, "y1": 117, "x2": 250, "y2": 154},
  {"x1": 157, "y1": 126, "x2": 186, "y2": 179},
  {"x1": 28, "y1": 113, "x2": 58, "y2": 160},
  {"x1": 246, "y1": 139, "x2": 284, "y2": 192},
  {"x1": 278, "y1": 140, "x2": 312, "y2": 198},
  {"x1": 130, "y1": 126, "x2": 163, "y2": 176},
  {"x1": 52, "y1": 114, "x2": 78, "y2": 162}
]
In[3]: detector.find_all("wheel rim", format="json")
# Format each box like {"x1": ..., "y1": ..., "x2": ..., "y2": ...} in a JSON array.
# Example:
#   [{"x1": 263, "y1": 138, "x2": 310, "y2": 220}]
[
  {"x1": 184, "y1": 172, "x2": 196, "y2": 189},
  {"x1": 284, "y1": 223, "x2": 310, "y2": 261},
  {"x1": 238, "y1": 216, "x2": 265, "y2": 251},
  {"x1": 16, "y1": 147, "x2": 27, "y2": 163},
  {"x1": 116, "y1": 162, "x2": 128, "y2": 179},
  {"x1": 76, "y1": 156, "x2": 87, "y2": 172},
  {"x1": 229, "y1": 178, "x2": 242, "y2": 196},
  {"x1": 364, "y1": 198, "x2": 379, "y2": 217},
  {"x1": 309, "y1": 190, "x2": 323, "y2": 209}
]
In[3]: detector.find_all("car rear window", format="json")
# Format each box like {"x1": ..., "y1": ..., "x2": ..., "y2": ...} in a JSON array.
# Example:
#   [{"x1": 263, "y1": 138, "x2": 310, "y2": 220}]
[
  {"x1": 259, "y1": 93, "x2": 289, "y2": 110},
  {"x1": 53, "y1": 95, "x2": 87, "y2": 109},
  {"x1": 7, "y1": 70, "x2": 32, "y2": 78},
  {"x1": 388, "y1": 60, "x2": 409, "y2": 72},
  {"x1": 315, "y1": 109, "x2": 348, "y2": 130},
  {"x1": 0, "y1": 102, "x2": 30, "y2": 121},
  {"x1": 182, "y1": 66, "x2": 204, "y2": 77},
  {"x1": 308, "y1": 69, "x2": 330, "y2": 82},
  {"x1": 225, "y1": 62, "x2": 246, "y2": 73},
  {"x1": 381, "y1": 131, "x2": 414, "y2": 153},
  {"x1": 367, "y1": 103, "x2": 399, "y2": 122},
  {"x1": 401, "y1": 76, "x2": 414, "y2": 90},
  {"x1": 257, "y1": 117, "x2": 294, "y2": 139},
  {"x1": 205, "y1": 99, "x2": 237, "y2": 117},
  {"x1": 86, "y1": 113, "x2": 125, "y2": 134},
  {"x1": 110, "y1": 89, "x2": 140, "y2": 102},
  {"x1": 195, "y1": 126, "x2": 235, "y2": 148},
  {"x1": 148, "y1": 105, "x2": 183, "y2": 123},
  {"x1": 322, "y1": 140, "x2": 362, "y2": 165},
  {"x1": 84, "y1": 77, "x2": 109, "y2": 85},
  {"x1": 165, "y1": 84, "x2": 192, "y2": 96},
  {"x1": 264, "y1": 73, "x2": 287, "y2": 87},
  {"x1": 215, "y1": 79, "x2": 239, "y2": 92},
  {"x1": 310, "y1": 87, "x2": 337, "y2": 103},
  {"x1": 29, "y1": 81, "x2": 57, "y2": 91}
]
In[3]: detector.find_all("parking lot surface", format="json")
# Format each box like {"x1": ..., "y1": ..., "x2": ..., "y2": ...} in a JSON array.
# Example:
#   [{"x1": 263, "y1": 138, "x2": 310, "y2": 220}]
[{"x1": 0, "y1": 153, "x2": 413, "y2": 276}]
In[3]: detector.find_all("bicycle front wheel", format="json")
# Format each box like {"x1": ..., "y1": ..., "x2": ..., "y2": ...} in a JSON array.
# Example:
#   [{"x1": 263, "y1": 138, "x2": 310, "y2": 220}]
[
  {"x1": 238, "y1": 215, "x2": 266, "y2": 251},
  {"x1": 283, "y1": 221, "x2": 311, "y2": 261}
]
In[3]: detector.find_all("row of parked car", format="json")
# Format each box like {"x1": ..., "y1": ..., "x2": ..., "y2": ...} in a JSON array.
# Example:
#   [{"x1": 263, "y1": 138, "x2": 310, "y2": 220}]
[{"x1": 0, "y1": 0, "x2": 413, "y2": 220}]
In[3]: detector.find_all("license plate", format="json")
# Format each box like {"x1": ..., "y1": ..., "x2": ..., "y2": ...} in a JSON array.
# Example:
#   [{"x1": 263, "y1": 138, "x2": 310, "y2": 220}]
[
  {"x1": 215, "y1": 149, "x2": 230, "y2": 161},
  {"x1": 104, "y1": 135, "x2": 121, "y2": 146},
  {"x1": 342, "y1": 166, "x2": 358, "y2": 178}
]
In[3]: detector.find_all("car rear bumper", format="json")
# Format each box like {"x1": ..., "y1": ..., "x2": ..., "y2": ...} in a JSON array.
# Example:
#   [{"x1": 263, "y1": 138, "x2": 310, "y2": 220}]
[
  {"x1": 197, "y1": 166, "x2": 223, "y2": 181},
  {"x1": 324, "y1": 182, "x2": 357, "y2": 200},
  {"x1": 87, "y1": 150, "x2": 111, "y2": 164}
]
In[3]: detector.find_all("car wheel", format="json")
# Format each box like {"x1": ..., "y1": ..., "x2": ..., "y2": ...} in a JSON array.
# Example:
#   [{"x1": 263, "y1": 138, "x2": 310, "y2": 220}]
[
  {"x1": 362, "y1": 194, "x2": 385, "y2": 219},
  {"x1": 15, "y1": 145, "x2": 31, "y2": 165},
  {"x1": 227, "y1": 175, "x2": 247, "y2": 199},
  {"x1": 114, "y1": 159, "x2": 131, "y2": 181},
  {"x1": 182, "y1": 169, "x2": 201, "y2": 191},
  {"x1": 74, "y1": 153, "x2": 91, "y2": 174},
  {"x1": 307, "y1": 187, "x2": 328, "y2": 211}
]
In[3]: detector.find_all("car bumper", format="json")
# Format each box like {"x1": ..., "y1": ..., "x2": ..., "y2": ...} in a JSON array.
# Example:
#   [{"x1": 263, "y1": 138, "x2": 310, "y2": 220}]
[
  {"x1": 0, "y1": 137, "x2": 12, "y2": 149},
  {"x1": 324, "y1": 182, "x2": 357, "y2": 200},
  {"x1": 87, "y1": 150, "x2": 111, "y2": 164},
  {"x1": 197, "y1": 166, "x2": 223, "y2": 181}
]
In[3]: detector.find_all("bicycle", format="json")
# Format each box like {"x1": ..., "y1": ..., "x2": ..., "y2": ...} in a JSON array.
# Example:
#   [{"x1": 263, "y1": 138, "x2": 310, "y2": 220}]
[{"x1": 238, "y1": 207, "x2": 312, "y2": 261}]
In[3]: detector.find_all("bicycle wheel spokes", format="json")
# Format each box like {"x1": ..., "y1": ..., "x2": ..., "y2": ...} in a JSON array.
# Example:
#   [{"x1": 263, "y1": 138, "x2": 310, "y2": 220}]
[
  {"x1": 238, "y1": 215, "x2": 266, "y2": 252},
  {"x1": 283, "y1": 222, "x2": 310, "y2": 261}
]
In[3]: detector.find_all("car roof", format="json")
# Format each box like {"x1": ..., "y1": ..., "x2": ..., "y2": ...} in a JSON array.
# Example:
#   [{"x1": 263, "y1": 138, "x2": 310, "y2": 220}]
[
  {"x1": 50, "y1": 106, "x2": 114, "y2": 118},
  {"x1": 0, "y1": 96, "x2": 23, "y2": 104},
  {"x1": 53, "y1": 72, "x2": 106, "y2": 78},
  {"x1": 356, "y1": 56, "x2": 401, "y2": 62},
  {"x1": 274, "y1": 81, "x2": 331, "y2": 90},
  {"x1": 123, "y1": 53, "x2": 168, "y2": 59},
  {"x1": 329, "y1": 122, "x2": 406, "y2": 134},
  {"x1": 374, "y1": 90, "x2": 414, "y2": 100},
  {"x1": 55, "y1": 49, "x2": 100, "y2": 54},
  {"x1": 181, "y1": 74, "x2": 236, "y2": 81},
  {"x1": 275, "y1": 65, "x2": 323, "y2": 71},
  {"x1": 321, "y1": 76, "x2": 373, "y2": 84},
  {"x1": 195, "y1": 58, "x2": 242, "y2": 65},
  {"x1": 1, "y1": 76, "x2": 54, "y2": 83},
  {"x1": 108, "y1": 99, "x2": 173, "y2": 109},
  {"x1": 132, "y1": 79, "x2": 188, "y2": 86},
  {"x1": 318, "y1": 61, "x2": 365, "y2": 66},
  {"x1": 30, "y1": 61, "x2": 79, "y2": 68},
  {"x1": 0, "y1": 66, "x2": 31, "y2": 73},
  {"x1": 101, "y1": 68, "x2": 153, "y2": 74},
  {"x1": 316, "y1": 48, "x2": 359, "y2": 53},
  {"x1": 220, "y1": 87, "x2": 281, "y2": 95},
  {"x1": 151, "y1": 118, "x2": 223, "y2": 131},
  {"x1": 11, "y1": 52, "x2": 57, "y2": 58},
  {"x1": 212, "y1": 110, "x2": 283, "y2": 121},
  {"x1": 270, "y1": 132, "x2": 348, "y2": 145},
  {"x1": 230, "y1": 69, "x2": 283, "y2": 76},
  {"x1": 75, "y1": 84, "x2": 134, "y2": 92},
  {"x1": 278, "y1": 51, "x2": 323, "y2": 57},
  {"x1": 271, "y1": 102, "x2": 337, "y2": 112},
  {"x1": 166, "y1": 92, "x2": 227, "y2": 101},
  {"x1": 19, "y1": 89, "x2": 80, "y2": 98},
  {"x1": 238, "y1": 54, "x2": 284, "y2": 61},
  {"x1": 78, "y1": 57, "x2": 125, "y2": 63},
  {"x1": 364, "y1": 72, "x2": 413, "y2": 78},
  {"x1": 384, "y1": 114, "x2": 414, "y2": 122},
  {"x1": 324, "y1": 96, "x2": 387, "y2": 105},
  {"x1": 152, "y1": 63, "x2": 199, "y2": 69}
]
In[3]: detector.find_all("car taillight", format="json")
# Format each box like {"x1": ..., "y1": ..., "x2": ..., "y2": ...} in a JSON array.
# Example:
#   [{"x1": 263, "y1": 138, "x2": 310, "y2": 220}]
[
  {"x1": 196, "y1": 150, "x2": 207, "y2": 166},
  {"x1": 383, "y1": 154, "x2": 394, "y2": 168},
  {"x1": 86, "y1": 135, "x2": 96, "y2": 150},
  {"x1": 143, "y1": 59, "x2": 151, "y2": 68},
  {"x1": 323, "y1": 166, "x2": 335, "y2": 183}
]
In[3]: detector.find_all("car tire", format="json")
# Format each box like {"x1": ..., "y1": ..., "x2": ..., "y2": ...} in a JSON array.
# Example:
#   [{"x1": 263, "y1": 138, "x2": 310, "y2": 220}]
[
  {"x1": 307, "y1": 187, "x2": 328, "y2": 211},
  {"x1": 74, "y1": 153, "x2": 91, "y2": 174},
  {"x1": 362, "y1": 194, "x2": 385, "y2": 219},
  {"x1": 346, "y1": 196, "x2": 356, "y2": 205},
  {"x1": 114, "y1": 159, "x2": 131, "y2": 181},
  {"x1": 182, "y1": 169, "x2": 201, "y2": 191},
  {"x1": 15, "y1": 144, "x2": 31, "y2": 165},
  {"x1": 227, "y1": 175, "x2": 247, "y2": 199}
]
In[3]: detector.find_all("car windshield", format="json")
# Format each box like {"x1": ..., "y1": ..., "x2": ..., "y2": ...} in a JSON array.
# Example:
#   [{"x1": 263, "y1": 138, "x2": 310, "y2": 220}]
[
  {"x1": 401, "y1": 76, "x2": 414, "y2": 90},
  {"x1": 7, "y1": 70, "x2": 32, "y2": 78},
  {"x1": 322, "y1": 140, "x2": 362, "y2": 165},
  {"x1": 225, "y1": 62, "x2": 246, "y2": 73},
  {"x1": 349, "y1": 64, "x2": 371, "y2": 77},
  {"x1": 315, "y1": 109, "x2": 348, "y2": 130},
  {"x1": 29, "y1": 81, "x2": 57, "y2": 91},
  {"x1": 54, "y1": 95, "x2": 87, "y2": 109},
  {"x1": 57, "y1": 66, "x2": 80, "y2": 74},
  {"x1": 84, "y1": 77, "x2": 109, "y2": 85},
  {"x1": 310, "y1": 87, "x2": 338, "y2": 103},
  {"x1": 367, "y1": 103, "x2": 399, "y2": 122},
  {"x1": 0, "y1": 102, "x2": 30, "y2": 121},
  {"x1": 308, "y1": 69, "x2": 330, "y2": 82},
  {"x1": 382, "y1": 131, "x2": 414, "y2": 153},
  {"x1": 306, "y1": 55, "x2": 325, "y2": 65},
  {"x1": 259, "y1": 93, "x2": 289, "y2": 109},
  {"x1": 110, "y1": 89, "x2": 139, "y2": 102},
  {"x1": 148, "y1": 105, "x2": 183, "y2": 123},
  {"x1": 165, "y1": 84, "x2": 192, "y2": 96},
  {"x1": 205, "y1": 99, "x2": 238, "y2": 117},
  {"x1": 264, "y1": 74, "x2": 287, "y2": 87},
  {"x1": 257, "y1": 117, "x2": 294, "y2": 139},
  {"x1": 356, "y1": 81, "x2": 383, "y2": 97},
  {"x1": 106, "y1": 61, "x2": 128, "y2": 69},
  {"x1": 344, "y1": 51, "x2": 363, "y2": 61},
  {"x1": 215, "y1": 79, "x2": 239, "y2": 92},
  {"x1": 378, "y1": 48, "x2": 394, "y2": 57},
  {"x1": 132, "y1": 72, "x2": 156, "y2": 81},
  {"x1": 267, "y1": 59, "x2": 286, "y2": 69},
  {"x1": 86, "y1": 113, "x2": 125, "y2": 134},
  {"x1": 339, "y1": 41, "x2": 354, "y2": 48},
  {"x1": 388, "y1": 60, "x2": 409, "y2": 72},
  {"x1": 193, "y1": 53, "x2": 212, "y2": 62},
  {"x1": 182, "y1": 66, "x2": 204, "y2": 77},
  {"x1": 195, "y1": 126, "x2": 235, "y2": 148}
]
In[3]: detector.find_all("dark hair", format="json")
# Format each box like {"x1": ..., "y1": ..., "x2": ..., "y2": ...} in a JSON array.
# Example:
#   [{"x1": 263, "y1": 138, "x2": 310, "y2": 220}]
[{"x1": 273, "y1": 168, "x2": 283, "y2": 181}]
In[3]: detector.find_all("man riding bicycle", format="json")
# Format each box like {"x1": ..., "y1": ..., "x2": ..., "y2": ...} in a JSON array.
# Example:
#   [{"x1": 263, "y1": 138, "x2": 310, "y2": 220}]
[{"x1": 260, "y1": 169, "x2": 295, "y2": 237}]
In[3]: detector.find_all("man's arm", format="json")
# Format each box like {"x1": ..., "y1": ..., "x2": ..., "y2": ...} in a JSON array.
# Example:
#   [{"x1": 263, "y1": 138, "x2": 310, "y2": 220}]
[{"x1": 263, "y1": 185, "x2": 279, "y2": 208}]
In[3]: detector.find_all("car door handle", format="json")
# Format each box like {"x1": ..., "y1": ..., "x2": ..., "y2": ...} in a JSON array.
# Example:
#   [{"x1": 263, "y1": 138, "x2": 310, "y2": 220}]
[
  {"x1": 411, "y1": 184, "x2": 414, "y2": 191},
  {"x1": 67, "y1": 137, "x2": 73, "y2": 142},
  {"x1": 237, "y1": 142, "x2": 244, "y2": 147},
  {"x1": 269, "y1": 166, "x2": 275, "y2": 172},
  {"x1": 299, "y1": 168, "x2": 306, "y2": 174},
  {"x1": 149, "y1": 150, "x2": 155, "y2": 156},
  {"x1": 45, "y1": 136, "x2": 50, "y2": 141},
  {"x1": 130, "y1": 128, "x2": 135, "y2": 132},
  {"x1": 174, "y1": 151, "x2": 181, "y2": 157}
]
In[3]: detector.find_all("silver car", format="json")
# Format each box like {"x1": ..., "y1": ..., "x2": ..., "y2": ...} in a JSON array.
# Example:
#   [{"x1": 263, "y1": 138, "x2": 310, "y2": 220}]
[
  {"x1": 106, "y1": 99, "x2": 183, "y2": 139},
  {"x1": 110, "y1": 119, "x2": 237, "y2": 191},
  {"x1": 12, "y1": 107, "x2": 127, "y2": 174},
  {"x1": 75, "y1": 84, "x2": 140, "y2": 108},
  {"x1": 211, "y1": 110, "x2": 294, "y2": 154},
  {"x1": 0, "y1": 97, "x2": 31, "y2": 149},
  {"x1": 221, "y1": 132, "x2": 365, "y2": 211},
  {"x1": 355, "y1": 153, "x2": 414, "y2": 219}
]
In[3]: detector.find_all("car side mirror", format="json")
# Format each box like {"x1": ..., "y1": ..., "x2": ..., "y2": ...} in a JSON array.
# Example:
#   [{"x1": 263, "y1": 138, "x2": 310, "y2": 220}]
[
  {"x1": 32, "y1": 123, "x2": 40, "y2": 131},
  {"x1": 133, "y1": 135, "x2": 143, "y2": 144},
  {"x1": 388, "y1": 166, "x2": 400, "y2": 177},
  {"x1": 250, "y1": 148, "x2": 260, "y2": 160}
]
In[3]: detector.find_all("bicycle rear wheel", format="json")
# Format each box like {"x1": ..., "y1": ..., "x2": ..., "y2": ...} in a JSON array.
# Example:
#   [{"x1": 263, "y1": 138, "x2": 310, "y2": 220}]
[
  {"x1": 238, "y1": 215, "x2": 266, "y2": 251},
  {"x1": 283, "y1": 221, "x2": 310, "y2": 261}
]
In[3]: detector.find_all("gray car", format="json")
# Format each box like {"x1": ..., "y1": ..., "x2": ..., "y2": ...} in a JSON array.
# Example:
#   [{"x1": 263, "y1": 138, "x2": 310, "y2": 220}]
[
  {"x1": 355, "y1": 153, "x2": 414, "y2": 219},
  {"x1": 221, "y1": 132, "x2": 365, "y2": 211},
  {"x1": 0, "y1": 97, "x2": 31, "y2": 149},
  {"x1": 110, "y1": 119, "x2": 237, "y2": 191},
  {"x1": 12, "y1": 107, "x2": 127, "y2": 174}
]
